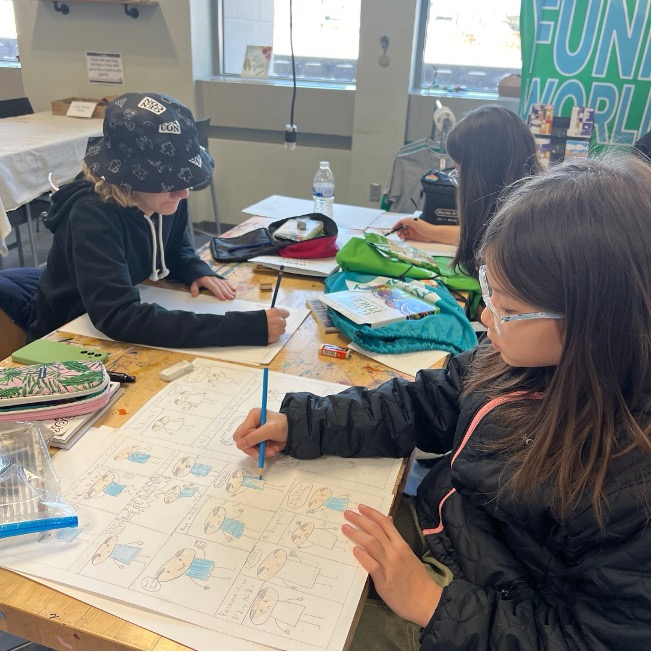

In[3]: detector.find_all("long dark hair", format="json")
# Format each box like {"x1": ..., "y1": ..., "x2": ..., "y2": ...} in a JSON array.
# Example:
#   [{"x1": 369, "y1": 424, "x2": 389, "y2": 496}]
[
  {"x1": 447, "y1": 105, "x2": 541, "y2": 276},
  {"x1": 464, "y1": 154, "x2": 651, "y2": 526}
]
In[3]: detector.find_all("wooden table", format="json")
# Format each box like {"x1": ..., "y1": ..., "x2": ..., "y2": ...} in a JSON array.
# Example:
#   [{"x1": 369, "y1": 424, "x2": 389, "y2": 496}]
[{"x1": 0, "y1": 249, "x2": 430, "y2": 650}]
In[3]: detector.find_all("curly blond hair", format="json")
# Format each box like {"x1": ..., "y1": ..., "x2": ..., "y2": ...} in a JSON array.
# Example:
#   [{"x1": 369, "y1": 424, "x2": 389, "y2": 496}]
[{"x1": 82, "y1": 163, "x2": 140, "y2": 208}]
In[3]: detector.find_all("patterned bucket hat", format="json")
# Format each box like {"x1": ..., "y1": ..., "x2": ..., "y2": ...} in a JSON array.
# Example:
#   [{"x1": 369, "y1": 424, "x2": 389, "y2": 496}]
[{"x1": 84, "y1": 92, "x2": 215, "y2": 193}]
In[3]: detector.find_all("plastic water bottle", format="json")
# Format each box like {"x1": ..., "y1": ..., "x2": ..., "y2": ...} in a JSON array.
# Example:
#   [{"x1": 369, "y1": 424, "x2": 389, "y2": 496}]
[{"x1": 312, "y1": 161, "x2": 335, "y2": 218}]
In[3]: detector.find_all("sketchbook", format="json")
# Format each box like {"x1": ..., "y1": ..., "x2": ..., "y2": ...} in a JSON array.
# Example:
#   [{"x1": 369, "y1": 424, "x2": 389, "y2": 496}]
[
  {"x1": 43, "y1": 382, "x2": 124, "y2": 449},
  {"x1": 251, "y1": 255, "x2": 340, "y2": 278},
  {"x1": 319, "y1": 279, "x2": 441, "y2": 329},
  {"x1": 0, "y1": 359, "x2": 405, "y2": 651}
]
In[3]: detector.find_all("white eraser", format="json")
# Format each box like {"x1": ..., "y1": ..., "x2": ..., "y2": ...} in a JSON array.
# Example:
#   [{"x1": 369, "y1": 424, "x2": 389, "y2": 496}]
[{"x1": 159, "y1": 360, "x2": 194, "y2": 382}]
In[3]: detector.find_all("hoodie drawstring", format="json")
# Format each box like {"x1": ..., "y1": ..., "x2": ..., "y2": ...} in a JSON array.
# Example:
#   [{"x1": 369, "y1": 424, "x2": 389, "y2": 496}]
[{"x1": 142, "y1": 213, "x2": 169, "y2": 282}]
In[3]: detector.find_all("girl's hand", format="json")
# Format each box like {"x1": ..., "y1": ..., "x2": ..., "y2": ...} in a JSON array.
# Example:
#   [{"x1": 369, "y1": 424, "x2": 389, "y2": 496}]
[
  {"x1": 266, "y1": 307, "x2": 290, "y2": 343},
  {"x1": 342, "y1": 504, "x2": 442, "y2": 627},
  {"x1": 190, "y1": 275, "x2": 236, "y2": 300},
  {"x1": 390, "y1": 218, "x2": 437, "y2": 242},
  {"x1": 233, "y1": 408, "x2": 289, "y2": 459},
  {"x1": 391, "y1": 219, "x2": 460, "y2": 246}
]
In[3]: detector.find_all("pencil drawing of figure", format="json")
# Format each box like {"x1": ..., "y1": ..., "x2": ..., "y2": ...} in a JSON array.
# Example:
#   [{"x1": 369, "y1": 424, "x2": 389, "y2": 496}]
[
  {"x1": 114, "y1": 445, "x2": 159, "y2": 464},
  {"x1": 37, "y1": 527, "x2": 87, "y2": 544},
  {"x1": 172, "y1": 455, "x2": 215, "y2": 479},
  {"x1": 163, "y1": 483, "x2": 200, "y2": 503},
  {"x1": 290, "y1": 521, "x2": 345, "y2": 551},
  {"x1": 141, "y1": 541, "x2": 232, "y2": 592},
  {"x1": 256, "y1": 549, "x2": 337, "y2": 590},
  {"x1": 249, "y1": 587, "x2": 322, "y2": 635},
  {"x1": 173, "y1": 390, "x2": 215, "y2": 412},
  {"x1": 92, "y1": 535, "x2": 147, "y2": 568},
  {"x1": 87, "y1": 471, "x2": 132, "y2": 498},
  {"x1": 307, "y1": 487, "x2": 349, "y2": 513},
  {"x1": 150, "y1": 416, "x2": 191, "y2": 436},
  {"x1": 218, "y1": 469, "x2": 283, "y2": 496},
  {"x1": 203, "y1": 505, "x2": 256, "y2": 543}
]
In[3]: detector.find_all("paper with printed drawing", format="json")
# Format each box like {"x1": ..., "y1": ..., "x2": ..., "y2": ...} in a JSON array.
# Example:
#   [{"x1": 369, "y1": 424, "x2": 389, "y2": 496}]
[
  {"x1": 0, "y1": 359, "x2": 404, "y2": 651},
  {"x1": 59, "y1": 284, "x2": 309, "y2": 366},
  {"x1": 364, "y1": 227, "x2": 457, "y2": 258}
]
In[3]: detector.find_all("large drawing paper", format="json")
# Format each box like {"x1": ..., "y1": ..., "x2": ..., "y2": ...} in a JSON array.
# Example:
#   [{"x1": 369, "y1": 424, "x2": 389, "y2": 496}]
[
  {"x1": 59, "y1": 285, "x2": 309, "y2": 366},
  {"x1": 242, "y1": 195, "x2": 384, "y2": 231},
  {"x1": 0, "y1": 360, "x2": 404, "y2": 651}
]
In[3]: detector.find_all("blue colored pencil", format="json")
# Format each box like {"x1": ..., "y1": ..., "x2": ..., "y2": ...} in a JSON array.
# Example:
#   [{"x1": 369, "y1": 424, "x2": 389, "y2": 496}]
[{"x1": 258, "y1": 367, "x2": 269, "y2": 479}]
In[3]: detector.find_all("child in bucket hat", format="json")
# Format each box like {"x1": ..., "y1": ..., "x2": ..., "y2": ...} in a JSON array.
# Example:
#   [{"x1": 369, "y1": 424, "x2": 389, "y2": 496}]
[{"x1": 28, "y1": 92, "x2": 289, "y2": 349}]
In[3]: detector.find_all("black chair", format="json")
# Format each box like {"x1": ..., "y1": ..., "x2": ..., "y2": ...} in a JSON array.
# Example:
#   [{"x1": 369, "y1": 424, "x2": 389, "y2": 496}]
[
  {"x1": 192, "y1": 118, "x2": 221, "y2": 235},
  {"x1": 0, "y1": 97, "x2": 33, "y2": 119}
]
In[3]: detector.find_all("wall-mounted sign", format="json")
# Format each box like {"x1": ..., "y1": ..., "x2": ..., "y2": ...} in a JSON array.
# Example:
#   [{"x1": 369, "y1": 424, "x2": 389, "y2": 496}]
[{"x1": 86, "y1": 51, "x2": 124, "y2": 85}]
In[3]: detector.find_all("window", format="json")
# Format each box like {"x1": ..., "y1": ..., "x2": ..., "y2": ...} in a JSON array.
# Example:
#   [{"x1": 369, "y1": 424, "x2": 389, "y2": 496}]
[
  {"x1": 220, "y1": 0, "x2": 360, "y2": 84},
  {"x1": 0, "y1": 0, "x2": 19, "y2": 63},
  {"x1": 417, "y1": 0, "x2": 521, "y2": 93}
]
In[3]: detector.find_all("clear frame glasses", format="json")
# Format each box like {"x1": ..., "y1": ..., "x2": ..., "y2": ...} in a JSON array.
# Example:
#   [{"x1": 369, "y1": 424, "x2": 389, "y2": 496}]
[
  {"x1": 448, "y1": 168, "x2": 459, "y2": 188},
  {"x1": 479, "y1": 265, "x2": 564, "y2": 336}
]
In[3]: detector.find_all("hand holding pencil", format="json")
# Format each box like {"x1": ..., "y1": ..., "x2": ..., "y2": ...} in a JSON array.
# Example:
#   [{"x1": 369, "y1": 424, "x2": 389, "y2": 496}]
[
  {"x1": 259, "y1": 266, "x2": 285, "y2": 476},
  {"x1": 264, "y1": 267, "x2": 289, "y2": 343}
]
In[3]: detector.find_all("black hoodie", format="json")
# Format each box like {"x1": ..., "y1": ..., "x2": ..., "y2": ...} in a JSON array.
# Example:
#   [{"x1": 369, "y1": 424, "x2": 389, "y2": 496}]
[{"x1": 28, "y1": 178, "x2": 268, "y2": 348}]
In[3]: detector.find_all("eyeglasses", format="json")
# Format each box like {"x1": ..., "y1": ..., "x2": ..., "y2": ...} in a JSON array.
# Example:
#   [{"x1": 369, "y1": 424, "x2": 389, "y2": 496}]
[
  {"x1": 479, "y1": 265, "x2": 564, "y2": 336},
  {"x1": 448, "y1": 169, "x2": 459, "y2": 188}
]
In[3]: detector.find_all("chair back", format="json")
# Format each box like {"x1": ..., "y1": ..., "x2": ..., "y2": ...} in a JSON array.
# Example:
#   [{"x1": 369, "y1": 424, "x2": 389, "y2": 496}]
[
  {"x1": 0, "y1": 268, "x2": 42, "y2": 360},
  {"x1": 194, "y1": 118, "x2": 211, "y2": 149},
  {"x1": 0, "y1": 97, "x2": 34, "y2": 119}
]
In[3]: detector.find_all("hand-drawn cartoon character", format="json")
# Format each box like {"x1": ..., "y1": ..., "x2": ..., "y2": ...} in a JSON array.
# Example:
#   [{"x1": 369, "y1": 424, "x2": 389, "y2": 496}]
[
  {"x1": 114, "y1": 445, "x2": 158, "y2": 464},
  {"x1": 256, "y1": 549, "x2": 337, "y2": 590},
  {"x1": 86, "y1": 472, "x2": 131, "y2": 498},
  {"x1": 219, "y1": 469, "x2": 283, "y2": 496},
  {"x1": 249, "y1": 587, "x2": 322, "y2": 635},
  {"x1": 173, "y1": 455, "x2": 214, "y2": 479},
  {"x1": 307, "y1": 487, "x2": 349, "y2": 513},
  {"x1": 141, "y1": 542, "x2": 232, "y2": 591},
  {"x1": 150, "y1": 415, "x2": 191, "y2": 436},
  {"x1": 290, "y1": 521, "x2": 345, "y2": 551},
  {"x1": 173, "y1": 390, "x2": 215, "y2": 412},
  {"x1": 203, "y1": 505, "x2": 256, "y2": 543},
  {"x1": 163, "y1": 483, "x2": 200, "y2": 503},
  {"x1": 37, "y1": 527, "x2": 87, "y2": 544},
  {"x1": 92, "y1": 535, "x2": 147, "y2": 568}
]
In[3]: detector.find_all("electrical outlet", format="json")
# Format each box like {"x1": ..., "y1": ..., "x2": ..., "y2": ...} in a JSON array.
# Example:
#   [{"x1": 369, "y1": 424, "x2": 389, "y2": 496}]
[{"x1": 369, "y1": 183, "x2": 381, "y2": 203}]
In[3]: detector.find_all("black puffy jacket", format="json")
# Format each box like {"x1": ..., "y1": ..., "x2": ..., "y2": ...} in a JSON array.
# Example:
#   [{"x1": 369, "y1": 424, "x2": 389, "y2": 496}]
[{"x1": 280, "y1": 350, "x2": 651, "y2": 650}]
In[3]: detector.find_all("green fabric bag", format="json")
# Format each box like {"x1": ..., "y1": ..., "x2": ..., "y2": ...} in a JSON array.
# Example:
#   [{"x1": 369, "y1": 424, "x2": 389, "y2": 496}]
[{"x1": 336, "y1": 235, "x2": 482, "y2": 317}]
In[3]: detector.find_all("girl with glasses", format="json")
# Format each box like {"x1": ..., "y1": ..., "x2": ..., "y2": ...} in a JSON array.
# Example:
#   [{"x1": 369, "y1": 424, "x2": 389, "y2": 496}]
[
  {"x1": 390, "y1": 105, "x2": 541, "y2": 278},
  {"x1": 234, "y1": 154, "x2": 650, "y2": 650}
]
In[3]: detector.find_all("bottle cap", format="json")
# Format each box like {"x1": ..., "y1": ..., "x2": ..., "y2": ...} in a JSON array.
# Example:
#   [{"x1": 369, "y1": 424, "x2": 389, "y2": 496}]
[{"x1": 320, "y1": 161, "x2": 329, "y2": 167}]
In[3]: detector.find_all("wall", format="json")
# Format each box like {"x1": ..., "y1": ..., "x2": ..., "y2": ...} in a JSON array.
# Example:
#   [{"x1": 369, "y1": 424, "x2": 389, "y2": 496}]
[{"x1": 3, "y1": 0, "x2": 514, "y2": 227}]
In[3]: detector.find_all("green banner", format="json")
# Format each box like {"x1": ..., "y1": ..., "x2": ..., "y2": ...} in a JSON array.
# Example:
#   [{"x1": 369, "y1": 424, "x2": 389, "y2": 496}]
[{"x1": 520, "y1": 0, "x2": 650, "y2": 148}]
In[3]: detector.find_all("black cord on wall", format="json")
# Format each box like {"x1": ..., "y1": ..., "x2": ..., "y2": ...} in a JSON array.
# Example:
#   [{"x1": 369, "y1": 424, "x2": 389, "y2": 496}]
[{"x1": 284, "y1": 0, "x2": 298, "y2": 149}]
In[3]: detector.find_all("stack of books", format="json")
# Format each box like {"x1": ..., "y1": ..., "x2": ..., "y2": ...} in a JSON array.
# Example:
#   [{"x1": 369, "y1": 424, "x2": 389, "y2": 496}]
[{"x1": 41, "y1": 381, "x2": 124, "y2": 449}]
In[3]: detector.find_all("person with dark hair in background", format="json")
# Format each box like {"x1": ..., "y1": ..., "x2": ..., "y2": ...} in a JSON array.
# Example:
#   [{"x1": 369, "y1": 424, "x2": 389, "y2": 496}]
[
  {"x1": 391, "y1": 105, "x2": 541, "y2": 277},
  {"x1": 28, "y1": 92, "x2": 288, "y2": 347},
  {"x1": 235, "y1": 154, "x2": 650, "y2": 650}
]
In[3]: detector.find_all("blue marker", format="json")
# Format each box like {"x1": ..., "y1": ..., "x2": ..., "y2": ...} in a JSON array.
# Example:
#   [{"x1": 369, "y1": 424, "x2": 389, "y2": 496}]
[{"x1": 258, "y1": 367, "x2": 269, "y2": 479}]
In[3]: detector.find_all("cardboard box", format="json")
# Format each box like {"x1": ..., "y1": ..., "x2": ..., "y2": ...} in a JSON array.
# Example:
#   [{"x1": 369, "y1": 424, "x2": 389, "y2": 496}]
[
  {"x1": 498, "y1": 74, "x2": 521, "y2": 98},
  {"x1": 51, "y1": 96, "x2": 117, "y2": 119}
]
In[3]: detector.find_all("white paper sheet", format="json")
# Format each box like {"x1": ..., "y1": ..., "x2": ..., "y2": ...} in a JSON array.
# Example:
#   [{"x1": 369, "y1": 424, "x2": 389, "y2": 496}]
[
  {"x1": 0, "y1": 360, "x2": 403, "y2": 651},
  {"x1": 242, "y1": 195, "x2": 384, "y2": 231},
  {"x1": 59, "y1": 284, "x2": 309, "y2": 366},
  {"x1": 347, "y1": 342, "x2": 449, "y2": 377}
]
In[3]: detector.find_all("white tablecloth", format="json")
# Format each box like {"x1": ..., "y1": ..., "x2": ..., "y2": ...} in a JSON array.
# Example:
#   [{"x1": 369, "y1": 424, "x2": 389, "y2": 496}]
[{"x1": 0, "y1": 112, "x2": 103, "y2": 256}]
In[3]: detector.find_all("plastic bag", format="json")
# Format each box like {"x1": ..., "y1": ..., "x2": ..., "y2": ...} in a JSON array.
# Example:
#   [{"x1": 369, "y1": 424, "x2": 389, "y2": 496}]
[{"x1": 0, "y1": 421, "x2": 78, "y2": 539}]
